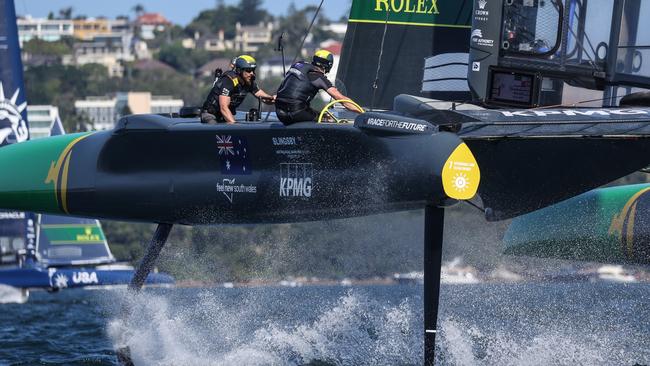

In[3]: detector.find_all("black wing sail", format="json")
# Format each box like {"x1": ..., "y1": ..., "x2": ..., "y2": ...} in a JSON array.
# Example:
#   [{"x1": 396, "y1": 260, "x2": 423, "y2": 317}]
[
  {"x1": 338, "y1": 1, "x2": 473, "y2": 109},
  {"x1": 457, "y1": 108, "x2": 650, "y2": 220}
]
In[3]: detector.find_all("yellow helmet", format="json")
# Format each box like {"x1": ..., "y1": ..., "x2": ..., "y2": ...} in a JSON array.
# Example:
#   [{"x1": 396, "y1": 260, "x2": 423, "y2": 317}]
[
  {"x1": 312, "y1": 49, "x2": 334, "y2": 73},
  {"x1": 234, "y1": 55, "x2": 257, "y2": 73}
]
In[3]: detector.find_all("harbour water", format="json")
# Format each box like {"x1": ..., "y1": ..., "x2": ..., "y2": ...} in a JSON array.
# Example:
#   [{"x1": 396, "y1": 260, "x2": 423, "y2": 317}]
[{"x1": 1, "y1": 283, "x2": 649, "y2": 365}]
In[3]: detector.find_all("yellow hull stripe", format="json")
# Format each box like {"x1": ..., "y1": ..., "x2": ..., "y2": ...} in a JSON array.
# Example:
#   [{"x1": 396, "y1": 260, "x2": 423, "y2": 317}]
[
  {"x1": 44, "y1": 133, "x2": 94, "y2": 213},
  {"x1": 348, "y1": 18, "x2": 471, "y2": 28},
  {"x1": 608, "y1": 187, "x2": 650, "y2": 259},
  {"x1": 61, "y1": 152, "x2": 73, "y2": 213},
  {"x1": 625, "y1": 203, "x2": 637, "y2": 258}
]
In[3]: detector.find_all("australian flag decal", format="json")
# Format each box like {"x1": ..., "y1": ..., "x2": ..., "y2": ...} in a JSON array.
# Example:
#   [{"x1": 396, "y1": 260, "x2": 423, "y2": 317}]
[{"x1": 216, "y1": 135, "x2": 251, "y2": 175}]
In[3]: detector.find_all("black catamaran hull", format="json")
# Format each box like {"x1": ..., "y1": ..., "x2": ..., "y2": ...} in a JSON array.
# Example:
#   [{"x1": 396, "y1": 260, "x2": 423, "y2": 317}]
[
  {"x1": 2, "y1": 108, "x2": 650, "y2": 226},
  {"x1": 0, "y1": 116, "x2": 474, "y2": 225}
]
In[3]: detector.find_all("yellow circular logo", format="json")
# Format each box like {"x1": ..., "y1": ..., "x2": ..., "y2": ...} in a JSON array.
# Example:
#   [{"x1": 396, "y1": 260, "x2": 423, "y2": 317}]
[{"x1": 442, "y1": 143, "x2": 480, "y2": 200}]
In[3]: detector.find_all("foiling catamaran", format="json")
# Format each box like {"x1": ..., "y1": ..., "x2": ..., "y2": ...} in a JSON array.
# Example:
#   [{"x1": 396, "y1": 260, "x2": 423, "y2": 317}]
[
  {"x1": 0, "y1": 117, "x2": 174, "y2": 302},
  {"x1": 0, "y1": 6, "x2": 173, "y2": 302},
  {"x1": 2, "y1": 0, "x2": 650, "y2": 364},
  {"x1": 0, "y1": 212, "x2": 175, "y2": 302}
]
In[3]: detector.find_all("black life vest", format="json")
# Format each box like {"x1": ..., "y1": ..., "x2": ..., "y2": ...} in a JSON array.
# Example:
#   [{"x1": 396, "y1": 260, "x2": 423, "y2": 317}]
[
  {"x1": 202, "y1": 71, "x2": 247, "y2": 115},
  {"x1": 276, "y1": 62, "x2": 321, "y2": 107}
]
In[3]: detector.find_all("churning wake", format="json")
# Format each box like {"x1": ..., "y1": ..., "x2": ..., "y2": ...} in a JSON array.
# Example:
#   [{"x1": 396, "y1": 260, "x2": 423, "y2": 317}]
[
  {"x1": 106, "y1": 286, "x2": 650, "y2": 365},
  {"x1": 108, "y1": 289, "x2": 419, "y2": 366},
  {"x1": 0, "y1": 284, "x2": 27, "y2": 304}
]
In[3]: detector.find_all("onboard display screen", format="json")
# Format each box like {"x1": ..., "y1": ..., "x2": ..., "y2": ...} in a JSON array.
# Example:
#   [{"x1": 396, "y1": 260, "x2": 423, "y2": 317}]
[{"x1": 489, "y1": 71, "x2": 535, "y2": 106}]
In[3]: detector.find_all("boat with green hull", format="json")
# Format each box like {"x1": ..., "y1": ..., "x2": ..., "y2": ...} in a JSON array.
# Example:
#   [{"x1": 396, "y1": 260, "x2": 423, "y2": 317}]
[
  {"x1": 504, "y1": 183, "x2": 650, "y2": 265},
  {"x1": 3, "y1": 0, "x2": 650, "y2": 364}
]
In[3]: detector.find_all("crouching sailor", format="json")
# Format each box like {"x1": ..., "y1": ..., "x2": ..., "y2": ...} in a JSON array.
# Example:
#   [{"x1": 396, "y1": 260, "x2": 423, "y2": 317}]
[
  {"x1": 201, "y1": 55, "x2": 275, "y2": 124},
  {"x1": 275, "y1": 50, "x2": 362, "y2": 125}
]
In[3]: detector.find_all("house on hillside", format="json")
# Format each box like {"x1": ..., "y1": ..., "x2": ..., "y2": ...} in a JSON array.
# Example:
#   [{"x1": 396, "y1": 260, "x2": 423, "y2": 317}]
[
  {"x1": 132, "y1": 59, "x2": 175, "y2": 73},
  {"x1": 234, "y1": 22, "x2": 273, "y2": 53},
  {"x1": 197, "y1": 30, "x2": 234, "y2": 52},
  {"x1": 75, "y1": 92, "x2": 183, "y2": 130},
  {"x1": 64, "y1": 33, "x2": 134, "y2": 77},
  {"x1": 197, "y1": 58, "x2": 233, "y2": 80},
  {"x1": 136, "y1": 13, "x2": 171, "y2": 40},
  {"x1": 72, "y1": 18, "x2": 130, "y2": 41},
  {"x1": 16, "y1": 16, "x2": 74, "y2": 46},
  {"x1": 258, "y1": 56, "x2": 289, "y2": 79}
]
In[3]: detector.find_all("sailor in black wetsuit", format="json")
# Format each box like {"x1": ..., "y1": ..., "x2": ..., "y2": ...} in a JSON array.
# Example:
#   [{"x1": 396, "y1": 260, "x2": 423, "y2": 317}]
[
  {"x1": 201, "y1": 55, "x2": 275, "y2": 124},
  {"x1": 275, "y1": 50, "x2": 362, "y2": 125},
  {"x1": 211, "y1": 57, "x2": 236, "y2": 87}
]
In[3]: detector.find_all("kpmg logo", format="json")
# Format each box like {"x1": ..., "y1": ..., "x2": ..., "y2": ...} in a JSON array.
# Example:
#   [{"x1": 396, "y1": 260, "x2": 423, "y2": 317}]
[
  {"x1": 374, "y1": 0, "x2": 439, "y2": 14},
  {"x1": 280, "y1": 163, "x2": 313, "y2": 198},
  {"x1": 500, "y1": 109, "x2": 649, "y2": 117},
  {"x1": 0, "y1": 82, "x2": 29, "y2": 145}
]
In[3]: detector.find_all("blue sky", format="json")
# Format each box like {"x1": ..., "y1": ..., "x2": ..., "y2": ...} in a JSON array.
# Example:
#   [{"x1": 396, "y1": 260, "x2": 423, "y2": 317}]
[{"x1": 15, "y1": 0, "x2": 352, "y2": 25}]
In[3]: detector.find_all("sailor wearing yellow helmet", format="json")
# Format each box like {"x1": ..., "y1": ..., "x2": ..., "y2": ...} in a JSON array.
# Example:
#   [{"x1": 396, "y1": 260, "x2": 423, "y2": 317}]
[
  {"x1": 201, "y1": 55, "x2": 276, "y2": 124},
  {"x1": 275, "y1": 49, "x2": 362, "y2": 125}
]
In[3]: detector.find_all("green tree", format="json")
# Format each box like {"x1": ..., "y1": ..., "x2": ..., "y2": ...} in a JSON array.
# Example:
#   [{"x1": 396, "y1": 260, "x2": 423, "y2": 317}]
[
  {"x1": 58, "y1": 7, "x2": 72, "y2": 20},
  {"x1": 102, "y1": 221, "x2": 156, "y2": 261},
  {"x1": 236, "y1": 0, "x2": 270, "y2": 25},
  {"x1": 273, "y1": 4, "x2": 333, "y2": 62},
  {"x1": 186, "y1": 3, "x2": 239, "y2": 38},
  {"x1": 311, "y1": 10, "x2": 337, "y2": 44},
  {"x1": 185, "y1": 0, "x2": 275, "y2": 37},
  {"x1": 22, "y1": 38, "x2": 72, "y2": 57},
  {"x1": 156, "y1": 42, "x2": 211, "y2": 75},
  {"x1": 132, "y1": 4, "x2": 145, "y2": 18},
  {"x1": 147, "y1": 25, "x2": 186, "y2": 50}
]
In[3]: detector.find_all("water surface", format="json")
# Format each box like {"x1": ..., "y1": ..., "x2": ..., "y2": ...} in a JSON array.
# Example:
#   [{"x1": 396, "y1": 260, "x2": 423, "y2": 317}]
[{"x1": 1, "y1": 283, "x2": 649, "y2": 365}]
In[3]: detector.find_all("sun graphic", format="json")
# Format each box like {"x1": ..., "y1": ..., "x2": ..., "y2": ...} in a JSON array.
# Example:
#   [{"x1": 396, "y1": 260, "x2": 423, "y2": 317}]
[
  {"x1": 452, "y1": 173, "x2": 469, "y2": 192},
  {"x1": 0, "y1": 81, "x2": 29, "y2": 144},
  {"x1": 53, "y1": 273, "x2": 69, "y2": 288}
]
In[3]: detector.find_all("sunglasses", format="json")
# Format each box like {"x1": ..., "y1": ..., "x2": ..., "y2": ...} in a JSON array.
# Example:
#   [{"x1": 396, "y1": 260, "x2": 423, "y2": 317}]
[{"x1": 242, "y1": 68, "x2": 256, "y2": 73}]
